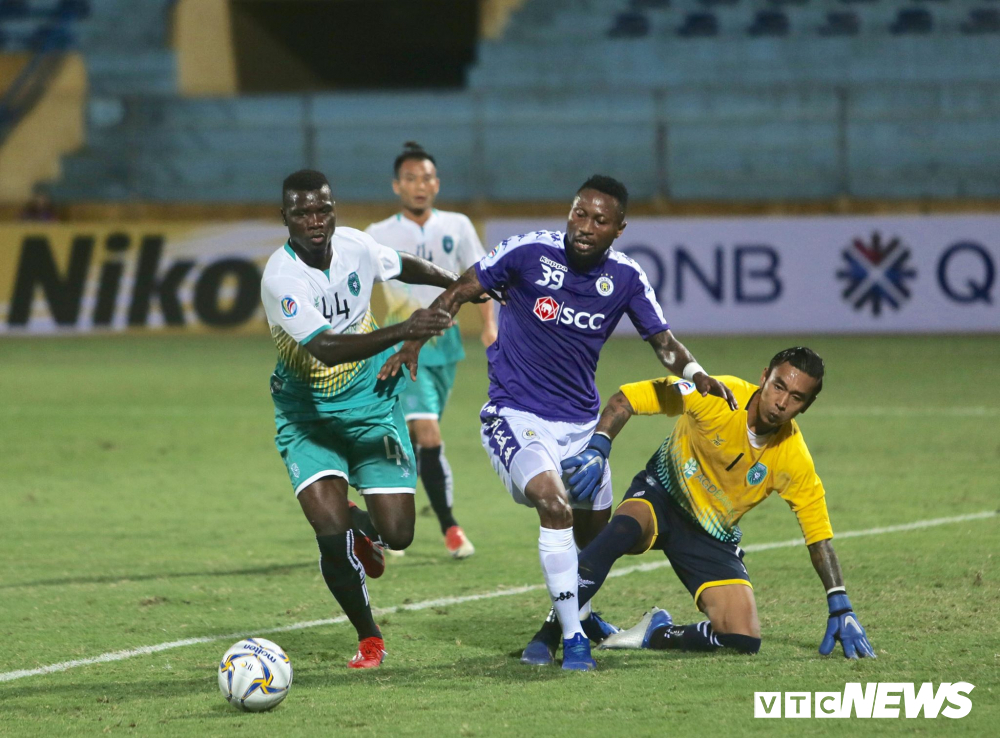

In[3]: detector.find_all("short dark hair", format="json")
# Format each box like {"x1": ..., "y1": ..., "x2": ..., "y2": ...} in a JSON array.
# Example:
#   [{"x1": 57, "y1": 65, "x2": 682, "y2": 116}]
[
  {"x1": 282, "y1": 169, "x2": 329, "y2": 198},
  {"x1": 578, "y1": 174, "x2": 628, "y2": 220},
  {"x1": 768, "y1": 346, "x2": 825, "y2": 408},
  {"x1": 394, "y1": 141, "x2": 436, "y2": 176}
]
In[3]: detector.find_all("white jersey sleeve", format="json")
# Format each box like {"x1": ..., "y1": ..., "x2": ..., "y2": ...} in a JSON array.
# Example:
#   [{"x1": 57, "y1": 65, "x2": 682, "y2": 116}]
[
  {"x1": 358, "y1": 229, "x2": 403, "y2": 283},
  {"x1": 458, "y1": 215, "x2": 486, "y2": 272},
  {"x1": 261, "y1": 274, "x2": 330, "y2": 345}
]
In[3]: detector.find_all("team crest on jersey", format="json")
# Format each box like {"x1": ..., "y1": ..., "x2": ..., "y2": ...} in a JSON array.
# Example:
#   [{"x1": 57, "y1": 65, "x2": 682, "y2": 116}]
[
  {"x1": 347, "y1": 272, "x2": 361, "y2": 297},
  {"x1": 280, "y1": 296, "x2": 298, "y2": 318},
  {"x1": 522, "y1": 429, "x2": 537, "y2": 440},
  {"x1": 442, "y1": 236, "x2": 454, "y2": 254},
  {"x1": 683, "y1": 458, "x2": 698, "y2": 479},
  {"x1": 596, "y1": 275, "x2": 614, "y2": 296},
  {"x1": 747, "y1": 462, "x2": 768, "y2": 486}
]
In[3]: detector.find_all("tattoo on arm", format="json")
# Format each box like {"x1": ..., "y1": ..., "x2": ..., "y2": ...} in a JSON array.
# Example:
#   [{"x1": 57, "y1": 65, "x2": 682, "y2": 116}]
[
  {"x1": 595, "y1": 392, "x2": 635, "y2": 440},
  {"x1": 808, "y1": 539, "x2": 845, "y2": 591},
  {"x1": 648, "y1": 330, "x2": 696, "y2": 376}
]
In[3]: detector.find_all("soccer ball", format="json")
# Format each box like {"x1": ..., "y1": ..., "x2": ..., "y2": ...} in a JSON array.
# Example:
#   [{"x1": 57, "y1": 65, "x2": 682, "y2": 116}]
[{"x1": 218, "y1": 637, "x2": 292, "y2": 712}]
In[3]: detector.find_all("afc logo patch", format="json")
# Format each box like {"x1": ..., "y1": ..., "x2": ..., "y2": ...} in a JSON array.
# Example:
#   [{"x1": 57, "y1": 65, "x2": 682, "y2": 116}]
[
  {"x1": 533, "y1": 296, "x2": 560, "y2": 321},
  {"x1": 280, "y1": 296, "x2": 298, "y2": 318}
]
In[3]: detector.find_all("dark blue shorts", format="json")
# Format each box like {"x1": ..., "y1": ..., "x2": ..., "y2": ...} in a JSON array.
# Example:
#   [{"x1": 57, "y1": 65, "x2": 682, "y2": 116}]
[{"x1": 620, "y1": 466, "x2": 752, "y2": 604}]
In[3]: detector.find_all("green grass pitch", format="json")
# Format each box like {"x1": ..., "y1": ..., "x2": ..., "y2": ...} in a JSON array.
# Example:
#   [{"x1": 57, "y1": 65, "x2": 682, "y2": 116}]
[{"x1": 1, "y1": 333, "x2": 997, "y2": 736}]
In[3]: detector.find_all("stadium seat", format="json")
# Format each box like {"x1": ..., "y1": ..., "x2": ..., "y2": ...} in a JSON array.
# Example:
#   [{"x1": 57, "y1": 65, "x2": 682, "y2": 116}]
[
  {"x1": 890, "y1": 8, "x2": 933, "y2": 33},
  {"x1": 748, "y1": 10, "x2": 790, "y2": 36},
  {"x1": 56, "y1": 0, "x2": 89, "y2": 20},
  {"x1": 678, "y1": 11, "x2": 719, "y2": 35},
  {"x1": 608, "y1": 11, "x2": 650, "y2": 37},
  {"x1": 961, "y1": 8, "x2": 1000, "y2": 33},
  {"x1": 28, "y1": 23, "x2": 71, "y2": 51},
  {"x1": 818, "y1": 10, "x2": 860, "y2": 35},
  {"x1": 0, "y1": 0, "x2": 28, "y2": 20}
]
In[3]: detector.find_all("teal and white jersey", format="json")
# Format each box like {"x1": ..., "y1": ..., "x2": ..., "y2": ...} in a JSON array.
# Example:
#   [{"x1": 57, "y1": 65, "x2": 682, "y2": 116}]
[
  {"x1": 260, "y1": 227, "x2": 403, "y2": 415},
  {"x1": 366, "y1": 209, "x2": 485, "y2": 367}
]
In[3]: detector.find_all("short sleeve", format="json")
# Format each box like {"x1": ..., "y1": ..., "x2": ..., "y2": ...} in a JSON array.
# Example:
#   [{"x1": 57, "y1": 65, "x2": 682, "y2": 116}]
[
  {"x1": 776, "y1": 439, "x2": 834, "y2": 545},
  {"x1": 360, "y1": 230, "x2": 402, "y2": 283},
  {"x1": 624, "y1": 263, "x2": 669, "y2": 340},
  {"x1": 475, "y1": 233, "x2": 528, "y2": 292},
  {"x1": 458, "y1": 216, "x2": 486, "y2": 271},
  {"x1": 619, "y1": 376, "x2": 689, "y2": 417},
  {"x1": 261, "y1": 275, "x2": 330, "y2": 345}
]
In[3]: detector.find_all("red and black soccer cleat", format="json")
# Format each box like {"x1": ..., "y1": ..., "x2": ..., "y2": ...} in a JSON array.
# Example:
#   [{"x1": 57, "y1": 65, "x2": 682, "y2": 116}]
[
  {"x1": 347, "y1": 500, "x2": 385, "y2": 578},
  {"x1": 348, "y1": 637, "x2": 387, "y2": 669}
]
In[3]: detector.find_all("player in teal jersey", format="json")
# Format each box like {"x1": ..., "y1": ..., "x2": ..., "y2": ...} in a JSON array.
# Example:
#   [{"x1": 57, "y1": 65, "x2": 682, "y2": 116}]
[
  {"x1": 367, "y1": 142, "x2": 497, "y2": 559},
  {"x1": 261, "y1": 169, "x2": 462, "y2": 669}
]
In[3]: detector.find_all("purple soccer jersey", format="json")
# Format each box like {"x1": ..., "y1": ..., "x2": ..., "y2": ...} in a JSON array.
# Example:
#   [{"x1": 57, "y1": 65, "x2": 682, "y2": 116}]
[{"x1": 475, "y1": 230, "x2": 669, "y2": 422}]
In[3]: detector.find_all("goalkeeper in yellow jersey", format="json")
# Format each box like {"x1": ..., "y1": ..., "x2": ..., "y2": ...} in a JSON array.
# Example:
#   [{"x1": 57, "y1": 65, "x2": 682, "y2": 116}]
[{"x1": 522, "y1": 346, "x2": 875, "y2": 661}]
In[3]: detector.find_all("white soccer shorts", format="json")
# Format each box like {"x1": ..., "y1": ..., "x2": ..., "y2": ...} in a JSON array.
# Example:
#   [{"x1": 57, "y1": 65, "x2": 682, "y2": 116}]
[{"x1": 479, "y1": 403, "x2": 613, "y2": 511}]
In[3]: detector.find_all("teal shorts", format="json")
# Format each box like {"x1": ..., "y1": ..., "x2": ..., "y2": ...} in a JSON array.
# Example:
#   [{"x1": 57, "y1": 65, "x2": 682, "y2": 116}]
[
  {"x1": 274, "y1": 399, "x2": 417, "y2": 496},
  {"x1": 399, "y1": 363, "x2": 457, "y2": 421}
]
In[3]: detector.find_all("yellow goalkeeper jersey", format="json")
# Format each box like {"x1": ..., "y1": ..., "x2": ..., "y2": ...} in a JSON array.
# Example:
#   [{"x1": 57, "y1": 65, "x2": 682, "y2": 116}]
[{"x1": 620, "y1": 375, "x2": 833, "y2": 546}]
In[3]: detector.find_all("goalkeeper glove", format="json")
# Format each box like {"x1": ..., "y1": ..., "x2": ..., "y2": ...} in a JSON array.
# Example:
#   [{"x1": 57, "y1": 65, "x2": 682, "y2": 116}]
[
  {"x1": 560, "y1": 433, "x2": 612, "y2": 502},
  {"x1": 819, "y1": 591, "x2": 876, "y2": 659}
]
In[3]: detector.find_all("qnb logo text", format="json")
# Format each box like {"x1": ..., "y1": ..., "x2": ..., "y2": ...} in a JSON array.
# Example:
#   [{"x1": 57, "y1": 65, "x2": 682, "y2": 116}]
[
  {"x1": 754, "y1": 683, "x2": 974, "y2": 719},
  {"x1": 532, "y1": 296, "x2": 604, "y2": 330}
]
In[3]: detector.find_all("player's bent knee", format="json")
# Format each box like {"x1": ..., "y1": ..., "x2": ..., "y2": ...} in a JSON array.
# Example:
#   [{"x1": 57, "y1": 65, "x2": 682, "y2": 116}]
[
  {"x1": 379, "y1": 525, "x2": 414, "y2": 551},
  {"x1": 716, "y1": 633, "x2": 761, "y2": 655}
]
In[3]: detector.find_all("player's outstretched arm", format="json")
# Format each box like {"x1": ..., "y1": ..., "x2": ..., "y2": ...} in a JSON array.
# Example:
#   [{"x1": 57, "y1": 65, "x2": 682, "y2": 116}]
[
  {"x1": 304, "y1": 308, "x2": 453, "y2": 368},
  {"x1": 378, "y1": 267, "x2": 488, "y2": 381},
  {"x1": 562, "y1": 392, "x2": 636, "y2": 501},
  {"x1": 646, "y1": 330, "x2": 737, "y2": 410},
  {"x1": 396, "y1": 252, "x2": 459, "y2": 288},
  {"x1": 809, "y1": 539, "x2": 876, "y2": 660}
]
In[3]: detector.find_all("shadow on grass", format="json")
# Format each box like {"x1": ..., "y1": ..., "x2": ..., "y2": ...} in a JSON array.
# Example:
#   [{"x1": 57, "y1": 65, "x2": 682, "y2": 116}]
[{"x1": 0, "y1": 562, "x2": 314, "y2": 589}]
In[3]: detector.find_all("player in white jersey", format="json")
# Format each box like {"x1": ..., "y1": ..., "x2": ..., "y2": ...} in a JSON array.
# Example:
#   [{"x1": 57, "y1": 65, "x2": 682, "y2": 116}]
[
  {"x1": 260, "y1": 169, "x2": 460, "y2": 669},
  {"x1": 366, "y1": 142, "x2": 498, "y2": 560}
]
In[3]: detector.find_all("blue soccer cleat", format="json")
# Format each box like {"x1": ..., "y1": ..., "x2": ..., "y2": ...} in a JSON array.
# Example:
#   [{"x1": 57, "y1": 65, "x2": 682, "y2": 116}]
[
  {"x1": 599, "y1": 608, "x2": 672, "y2": 650},
  {"x1": 561, "y1": 633, "x2": 597, "y2": 671},
  {"x1": 520, "y1": 638, "x2": 556, "y2": 666},
  {"x1": 581, "y1": 611, "x2": 620, "y2": 644}
]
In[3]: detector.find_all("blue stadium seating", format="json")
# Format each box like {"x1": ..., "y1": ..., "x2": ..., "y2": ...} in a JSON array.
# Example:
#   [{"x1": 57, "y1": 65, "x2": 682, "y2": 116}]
[{"x1": 40, "y1": 0, "x2": 1000, "y2": 202}]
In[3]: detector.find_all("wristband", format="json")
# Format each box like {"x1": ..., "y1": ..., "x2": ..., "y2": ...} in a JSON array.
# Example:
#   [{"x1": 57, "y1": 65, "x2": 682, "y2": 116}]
[
  {"x1": 682, "y1": 362, "x2": 706, "y2": 382},
  {"x1": 588, "y1": 432, "x2": 613, "y2": 459},
  {"x1": 827, "y1": 592, "x2": 853, "y2": 616}
]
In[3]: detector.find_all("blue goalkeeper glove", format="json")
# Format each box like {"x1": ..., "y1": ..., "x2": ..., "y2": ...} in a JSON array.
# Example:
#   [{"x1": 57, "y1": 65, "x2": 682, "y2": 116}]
[
  {"x1": 819, "y1": 592, "x2": 876, "y2": 659},
  {"x1": 560, "y1": 433, "x2": 612, "y2": 502}
]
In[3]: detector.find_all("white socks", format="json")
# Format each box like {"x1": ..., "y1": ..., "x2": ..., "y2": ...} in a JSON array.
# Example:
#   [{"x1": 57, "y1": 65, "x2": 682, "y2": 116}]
[{"x1": 538, "y1": 526, "x2": 583, "y2": 639}]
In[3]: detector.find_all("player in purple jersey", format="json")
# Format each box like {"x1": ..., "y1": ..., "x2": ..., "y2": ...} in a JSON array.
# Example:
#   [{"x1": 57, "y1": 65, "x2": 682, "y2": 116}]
[{"x1": 379, "y1": 175, "x2": 736, "y2": 670}]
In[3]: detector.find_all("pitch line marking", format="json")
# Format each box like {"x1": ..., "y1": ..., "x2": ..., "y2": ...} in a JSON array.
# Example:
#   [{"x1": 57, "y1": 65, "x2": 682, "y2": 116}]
[{"x1": 1, "y1": 510, "x2": 994, "y2": 684}]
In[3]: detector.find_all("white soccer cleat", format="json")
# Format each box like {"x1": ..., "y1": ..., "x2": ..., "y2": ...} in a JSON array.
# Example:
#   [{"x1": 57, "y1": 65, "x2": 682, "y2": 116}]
[
  {"x1": 599, "y1": 608, "x2": 671, "y2": 650},
  {"x1": 384, "y1": 548, "x2": 406, "y2": 558}
]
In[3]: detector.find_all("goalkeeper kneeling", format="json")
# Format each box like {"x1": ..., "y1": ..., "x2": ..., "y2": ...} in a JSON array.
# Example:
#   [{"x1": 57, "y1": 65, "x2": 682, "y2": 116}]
[{"x1": 523, "y1": 347, "x2": 875, "y2": 660}]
